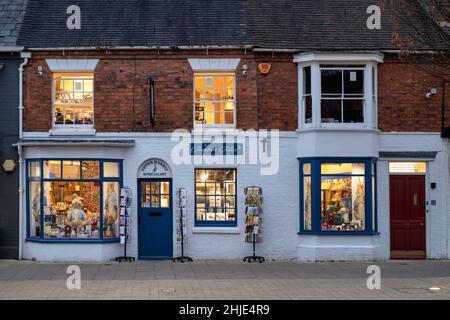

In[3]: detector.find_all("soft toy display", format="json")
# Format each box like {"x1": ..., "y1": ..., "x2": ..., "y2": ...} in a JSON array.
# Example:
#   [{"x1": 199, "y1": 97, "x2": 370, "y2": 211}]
[{"x1": 66, "y1": 194, "x2": 88, "y2": 236}]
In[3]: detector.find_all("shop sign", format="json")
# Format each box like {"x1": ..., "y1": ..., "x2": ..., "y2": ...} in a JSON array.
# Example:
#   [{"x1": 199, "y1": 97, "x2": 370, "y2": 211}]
[
  {"x1": 138, "y1": 158, "x2": 172, "y2": 178},
  {"x1": 190, "y1": 143, "x2": 243, "y2": 156}
]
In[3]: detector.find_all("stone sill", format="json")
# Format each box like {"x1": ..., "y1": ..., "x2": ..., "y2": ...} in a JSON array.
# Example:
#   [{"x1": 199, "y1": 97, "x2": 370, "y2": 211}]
[
  {"x1": 192, "y1": 227, "x2": 241, "y2": 234},
  {"x1": 49, "y1": 127, "x2": 96, "y2": 136}
]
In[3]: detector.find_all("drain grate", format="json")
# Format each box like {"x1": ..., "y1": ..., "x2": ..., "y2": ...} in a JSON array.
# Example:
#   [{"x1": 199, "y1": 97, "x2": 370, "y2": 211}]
[{"x1": 160, "y1": 288, "x2": 176, "y2": 295}]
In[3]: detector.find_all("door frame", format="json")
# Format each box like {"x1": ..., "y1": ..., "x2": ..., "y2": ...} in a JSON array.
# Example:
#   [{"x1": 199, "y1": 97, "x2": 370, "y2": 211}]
[
  {"x1": 389, "y1": 170, "x2": 428, "y2": 260},
  {"x1": 137, "y1": 177, "x2": 173, "y2": 260}
]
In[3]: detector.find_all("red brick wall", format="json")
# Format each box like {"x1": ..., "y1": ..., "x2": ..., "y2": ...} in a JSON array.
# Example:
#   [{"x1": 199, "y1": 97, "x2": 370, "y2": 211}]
[
  {"x1": 378, "y1": 56, "x2": 449, "y2": 132},
  {"x1": 24, "y1": 51, "x2": 448, "y2": 134},
  {"x1": 23, "y1": 50, "x2": 298, "y2": 132}
]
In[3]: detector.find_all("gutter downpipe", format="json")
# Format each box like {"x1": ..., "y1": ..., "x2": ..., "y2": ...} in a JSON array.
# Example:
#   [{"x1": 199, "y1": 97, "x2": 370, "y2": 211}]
[{"x1": 18, "y1": 51, "x2": 31, "y2": 260}]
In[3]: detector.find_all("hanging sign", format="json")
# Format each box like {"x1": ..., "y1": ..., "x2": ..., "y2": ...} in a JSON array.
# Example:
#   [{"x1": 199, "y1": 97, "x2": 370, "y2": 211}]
[
  {"x1": 138, "y1": 158, "x2": 172, "y2": 178},
  {"x1": 2, "y1": 159, "x2": 16, "y2": 172}
]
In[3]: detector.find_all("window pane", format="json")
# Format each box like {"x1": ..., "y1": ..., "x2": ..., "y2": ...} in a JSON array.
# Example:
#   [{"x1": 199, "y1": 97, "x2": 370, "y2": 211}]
[
  {"x1": 321, "y1": 163, "x2": 365, "y2": 175},
  {"x1": 29, "y1": 182, "x2": 41, "y2": 237},
  {"x1": 303, "y1": 163, "x2": 311, "y2": 175},
  {"x1": 62, "y1": 160, "x2": 81, "y2": 179},
  {"x1": 103, "y1": 162, "x2": 120, "y2": 178},
  {"x1": 43, "y1": 181, "x2": 101, "y2": 239},
  {"x1": 321, "y1": 99, "x2": 341, "y2": 123},
  {"x1": 160, "y1": 182, "x2": 170, "y2": 194},
  {"x1": 321, "y1": 176, "x2": 365, "y2": 231},
  {"x1": 303, "y1": 176, "x2": 312, "y2": 231},
  {"x1": 321, "y1": 69, "x2": 342, "y2": 95},
  {"x1": 389, "y1": 162, "x2": 427, "y2": 174},
  {"x1": 161, "y1": 195, "x2": 170, "y2": 208},
  {"x1": 151, "y1": 182, "x2": 159, "y2": 195},
  {"x1": 103, "y1": 182, "x2": 119, "y2": 238},
  {"x1": 43, "y1": 160, "x2": 61, "y2": 179},
  {"x1": 304, "y1": 96, "x2": 312, "y2": 124},
  {"x1": 28, "y1": 162, "x2": 41, "y2": 178},
  {"x1": 343, "y1": 99, "x2": 364, "y2": 123},
  {"x1": 303, "y1": 66, "x2": 311, "y2": 95},
  {"x1": 82, "y1": 160, "x2": 100, "y2": 179},
  {"x1": 344, "y1": 70, "x2": 364, "y2": 95}
]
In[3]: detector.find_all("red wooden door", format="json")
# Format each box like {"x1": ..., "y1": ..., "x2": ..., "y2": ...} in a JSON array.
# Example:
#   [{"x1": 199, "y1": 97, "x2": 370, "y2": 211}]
[{"x1": 390, "y1": 175, "x2": 426, "y2": 259}]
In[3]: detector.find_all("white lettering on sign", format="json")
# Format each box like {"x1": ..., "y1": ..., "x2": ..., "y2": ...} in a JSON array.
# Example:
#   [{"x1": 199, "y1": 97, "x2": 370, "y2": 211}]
[{"x1": 138, "y1": 158, "x2": 172, "y2": 178}]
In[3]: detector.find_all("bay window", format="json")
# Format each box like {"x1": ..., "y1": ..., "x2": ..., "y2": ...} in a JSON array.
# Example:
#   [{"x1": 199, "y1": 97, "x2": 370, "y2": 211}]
[
  {"x1": 295, "y1": 53, "x2": 383, "y2": 129},
  {"x1": 27, "y1": 159, "x2": 122, "y2": 241},
  {"x1": 299, "y1": 158, "x2": 377, "y2": 234}
]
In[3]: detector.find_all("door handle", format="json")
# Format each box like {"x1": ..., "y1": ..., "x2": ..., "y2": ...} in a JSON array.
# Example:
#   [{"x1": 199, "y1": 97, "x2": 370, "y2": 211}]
[{"x1": 420, "y1": 223, "x2": 424, "y2": 227}]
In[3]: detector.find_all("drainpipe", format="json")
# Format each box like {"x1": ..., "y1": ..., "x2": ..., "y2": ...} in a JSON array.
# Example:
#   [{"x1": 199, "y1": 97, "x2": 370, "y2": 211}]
[
  {"x1": 18, "y1": 52, "x2": 31, "y2": 140},
  {"x1": 18, "y1": 52, "x2": 30, "y2": 260},
  {"x1": 17, "y1": 144, "x2": 24, "y2": 260}
]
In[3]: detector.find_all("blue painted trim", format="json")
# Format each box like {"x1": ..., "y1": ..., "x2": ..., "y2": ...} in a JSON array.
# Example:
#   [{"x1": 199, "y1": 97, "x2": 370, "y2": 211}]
[
  {"x1": 25, "y1": 237, "x2": 120, "y2": 243},
  {"x1": 137, "y1": 177, "x2": 173, "y2": 259},
  {"x1": 194, "y1": 168, "x2": 238, "y2": 227},
  {"x1": 298, "y1": 157, "x2": 378, "y2": 236},
  {"x1": 25, "y1": 159, "x2": 123, "y2": 243}
]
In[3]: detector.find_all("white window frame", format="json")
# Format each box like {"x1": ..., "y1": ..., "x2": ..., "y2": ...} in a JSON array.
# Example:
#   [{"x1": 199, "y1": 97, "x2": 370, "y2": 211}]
[
  {"x1": 295, "y1": 53, "x2": 383, "y2": 130},
  {"x1": 188, "y1": 58, "x2": 240, "y2": 129},
  {"x1": 52, "y1": 73, "x2": 95, "y2": 128},
  {"x1": 192, "y1": 72, "x2": 236, "y2": 129},
  {"x1": 320, "y1": 65, "x2": 366, "y2": 125}
]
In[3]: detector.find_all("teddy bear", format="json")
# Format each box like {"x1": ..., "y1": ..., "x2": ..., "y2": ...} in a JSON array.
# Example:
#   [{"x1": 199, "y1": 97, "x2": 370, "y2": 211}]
[{"x1": 66, "y1": 194, "x2": 87, "y2": 236}]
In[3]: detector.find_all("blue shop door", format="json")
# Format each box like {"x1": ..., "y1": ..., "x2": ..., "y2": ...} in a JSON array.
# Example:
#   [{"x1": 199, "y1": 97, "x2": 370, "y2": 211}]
[{"x1": 138, "y1": 179, "x2": 173, "y2": 259}]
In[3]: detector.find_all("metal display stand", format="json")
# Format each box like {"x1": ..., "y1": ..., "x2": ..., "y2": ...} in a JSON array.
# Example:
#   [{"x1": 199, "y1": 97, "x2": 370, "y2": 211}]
[
  {"x1": 243, "y1": 186, "x2": 265, "y2": 263},
  {"x1": 116, "y1": 188, "x2": 135, "y2": 262},
  {"x1": 244, "y1": 233, "x2": 265, "y2": 263},
  {"x1": 173, "y1": 188, "x2": 192, "y2": 263}
]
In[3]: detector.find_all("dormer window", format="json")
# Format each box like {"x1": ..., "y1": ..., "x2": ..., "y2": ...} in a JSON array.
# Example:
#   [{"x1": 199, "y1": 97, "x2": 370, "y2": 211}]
[{"x1": 295, "y1": 53, "x2": 383, "y2": 129}]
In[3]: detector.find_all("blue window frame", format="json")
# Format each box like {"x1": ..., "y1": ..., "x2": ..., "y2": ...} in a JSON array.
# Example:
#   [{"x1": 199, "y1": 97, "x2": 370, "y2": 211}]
[
  {"x1": 194, "y1": 168, "x2": 237, "y2": 227},
  {"x1": 299, "y1": 158, "x2": 377, "y2": 235},
  {"x1": 26, "y1": 159, "x2": 123, "y2": 243}
]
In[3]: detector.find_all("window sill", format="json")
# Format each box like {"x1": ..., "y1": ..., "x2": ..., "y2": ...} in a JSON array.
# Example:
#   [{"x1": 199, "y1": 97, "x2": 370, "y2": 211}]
[
  {"x1": 192, "y1": 227, "x2": 240, "y2": 234},
  {"x1": 25, "y1": 237, "x2": 120, "y2": 243},
  {"x1": 297, "y1": 232, "x2": 380, "y2": 236},
  {"x1": 49, "y1": 127, "x2": 96, "y2": 136}
]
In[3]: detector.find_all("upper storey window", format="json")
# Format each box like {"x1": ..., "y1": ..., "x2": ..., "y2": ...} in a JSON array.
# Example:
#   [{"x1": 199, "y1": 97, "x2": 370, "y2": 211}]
[
  {"x1": 188, "y1": 58, "x2": 240, "y2": 129},
  {"x1": 53, "y1": 73, "x2": 94, "y2": 126},
  {"x1": 194, "y1": 72, "x2": 235, "y2": 127},
  {"x1": 46, "y1": 59, "x2": 99, "y2": 134},
  {"x1": 321, "y1": 66, "x2": 364, "y2": 124},
  {"x1": 295, "y1": 53, "x2": 383, "y2": 130}
]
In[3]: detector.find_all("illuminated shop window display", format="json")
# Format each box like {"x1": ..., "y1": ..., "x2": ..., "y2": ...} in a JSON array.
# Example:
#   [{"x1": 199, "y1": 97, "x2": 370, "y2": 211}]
[
  {"x1": 27, "y1": 159, "x2": 122, "y2": 241},
  {"x1": 195, "y1": 169, "x2": 237, "y2": 226},
  {"x1": 299, "y1": 158, "x2": 377, "y2": 234}
]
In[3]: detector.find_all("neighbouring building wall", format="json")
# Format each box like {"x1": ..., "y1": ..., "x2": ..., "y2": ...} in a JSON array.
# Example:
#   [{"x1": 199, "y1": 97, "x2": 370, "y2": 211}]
[
  {"x1": 0, "y1": 54, "x2": 20, "y2": 258},
  {"x1": 378, "y1": 55, "x2": 450, "y2": 133}
]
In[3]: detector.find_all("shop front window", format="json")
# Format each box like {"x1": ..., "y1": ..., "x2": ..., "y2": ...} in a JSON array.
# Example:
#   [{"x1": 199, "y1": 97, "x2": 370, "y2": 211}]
[
  {"x1": 27, "y1": 159, "x2": 122, "y2": 241},
  {"x1": 299, "y1": 158, "x2": 376, "y2": 234},
  {"x1": 195, "y1": 169, "x2": 237, "y2": 226}
]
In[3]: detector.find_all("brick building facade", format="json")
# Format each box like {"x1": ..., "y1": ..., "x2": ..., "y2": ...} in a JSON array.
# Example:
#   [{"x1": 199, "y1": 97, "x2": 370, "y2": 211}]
[{"x1": 10, "y1": 0, "x2": 450, "y2": 262}]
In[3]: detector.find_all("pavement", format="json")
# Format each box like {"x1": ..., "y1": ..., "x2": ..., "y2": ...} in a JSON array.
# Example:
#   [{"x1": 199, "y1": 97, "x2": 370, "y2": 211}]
[{"x1": 0, "y1": 259, "x2": 449, "y2": 300}]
